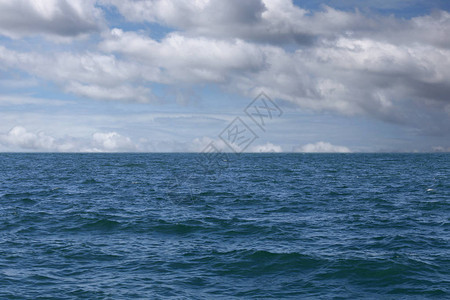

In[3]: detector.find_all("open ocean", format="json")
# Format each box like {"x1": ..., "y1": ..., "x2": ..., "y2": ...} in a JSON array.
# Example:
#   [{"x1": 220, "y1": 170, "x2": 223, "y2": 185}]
[{"x1": 0, "y1": 153, "x2": 448, "y2": 299}]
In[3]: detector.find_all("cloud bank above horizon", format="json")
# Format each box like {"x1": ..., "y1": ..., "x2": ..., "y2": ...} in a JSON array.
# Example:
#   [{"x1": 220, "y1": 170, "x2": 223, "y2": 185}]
[{"x1": 0, "y1": 0, "x2": 449, "y2": 152}]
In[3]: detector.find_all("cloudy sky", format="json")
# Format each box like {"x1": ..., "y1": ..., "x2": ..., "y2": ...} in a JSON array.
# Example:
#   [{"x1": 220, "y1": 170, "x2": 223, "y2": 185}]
[{"x1": 0, "y1": 0, "x2": 449, "y2": 152}]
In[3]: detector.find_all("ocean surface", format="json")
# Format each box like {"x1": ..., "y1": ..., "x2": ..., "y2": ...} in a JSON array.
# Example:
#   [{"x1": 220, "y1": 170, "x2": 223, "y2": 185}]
[{"x1": 0, "y1": 153, "x2": 448, "y2": 299}]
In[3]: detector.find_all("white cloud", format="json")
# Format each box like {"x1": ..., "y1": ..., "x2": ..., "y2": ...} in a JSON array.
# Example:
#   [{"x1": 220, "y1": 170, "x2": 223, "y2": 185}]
[
  {"x1": 294, "y1": 141, "x2": 351, "y2": 153},
  {"x1": 0, "y1": 126, "x2": 139, "y2": 152},
  {"x1": 99, "y1": 29, "x2": 266, "y2": 84},
  {"x1": 249, "y1": 142, "x2": 283, "y2": 153},
  {"x1": 189, "y1": 137, "x2": 284, "y2": 153},
  {"x1": 88, "y1": 132, "x2": 136, "y2": 152},
  {"x1": 0, "y1": 126, "x2": 57, "y2": 151},
  {"x1": 0, "y1": 46, "x2": 154, "y2": 102},
  {"x1": 189, "y1": 136, "x2": 231, "y2": 152},
  {"x1": 0, "y1": 0, "x2": 104, "y2": 39},
  {"x1": 432, "y1": 146, "x2": 450, "y2": 153}
]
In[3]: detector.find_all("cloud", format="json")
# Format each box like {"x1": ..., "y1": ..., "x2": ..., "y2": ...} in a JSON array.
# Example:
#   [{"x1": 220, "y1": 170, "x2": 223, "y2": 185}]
[
  {"x1": 99, "y1": 29, "x2": 266, "y2": 84},
  {"x1": 189, "y1": 136, "x2": 231, "y2": 152},
  {"x1": 0, "y1": 0, "x2": 104, "y2": 39},
  {"x1": 249, "y1": 142, "x2": 283, "y2": 153},
  {"x1": 2, "y1": 22, "x2": 449, "y2": 133},
  {"x1": 188, "y1": 137, "x2": 284, "y2": 153},
  {"x1": 0, "y1": 0, "x2": 449, "y2": 140},
  {"x1": 99, "y1": 0, "x2": 367, "y2": 45},
  {"x1": 0, "y1": 126, "x2": 138, "y2": 152},
  {"x1": 0, "y1": 126, "x2": 57, "y2": 151},
  {"x1": 99, "y1": 0, "x2": 267, "y2": 28},
  {"x1": 294, "y1": 141, "x2": 351, "y2": 153},
  {"x1": 65, "y1": 82, "x2": 153, "y2": 103},
  {"x1": 89, "y1": 132, "x2": 136, "y2": 152},
  {"x1": 98, "y1": 0, "x2": 334, "y2": 44},
  {"x1": 100, "y1": 0, "x2": 450, "y2": 48},
  {"x1": 95, "y1": 22, "x2": 450, "y2": 133},
  {"x1": 432, "y1": 146, "x2": 450, "y2": 152},
  {"x1": 0, "y1": 46, "x2": 155, "y2": 102},
  {"x1": 0, "y1": 95, "x2": 69, "y2": 106}
]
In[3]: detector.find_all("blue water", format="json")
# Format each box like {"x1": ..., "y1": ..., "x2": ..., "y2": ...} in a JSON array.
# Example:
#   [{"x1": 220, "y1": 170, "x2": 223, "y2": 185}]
[{"x1": 0, "y1": 153, "x2": 448, "y2": 299}]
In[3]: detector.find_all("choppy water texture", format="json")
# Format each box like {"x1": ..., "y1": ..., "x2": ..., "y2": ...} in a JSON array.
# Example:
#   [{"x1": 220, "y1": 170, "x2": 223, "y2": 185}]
[{"x1": 0, "y1": 153, "x2": 449, "y2": 299}]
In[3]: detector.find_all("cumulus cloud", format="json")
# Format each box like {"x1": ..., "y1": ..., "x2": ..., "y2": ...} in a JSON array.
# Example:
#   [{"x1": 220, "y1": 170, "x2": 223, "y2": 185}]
[
  {"x1": 188, "y1": 137, "x2": 284, "y2": 153},
  {"x1": 249, "y1": 142, "x2": 283, "y2": 153},
  {"x1": 294, "y1": 141, "x2": 351, "y2": 153},
  {"x1": 99, "y1": 0, "x2": 365, "y2": 44},
  {"x1": 98, "y1": 0, "x2": 316, "y2": 45},
  {"x1": 432, "y1": 146, "x2": 450, "y2": 153},
  {"x1": 99, "y1": 29, "x2": 266, "y2": 84},
  {"x1": 89, "y1": 132, "x2": 136, "y2": 152},
  {"x1": 99, "y1": 0, "x2": 267, "y2": 30},
  {"x1": 0, "y1": 0, "x2": 104, "y2": 39},
  {"x1": 0, "y1": 126, "x2": 57, "y2": 151},
  {"x1": 0, "y1": 126, "x2": 138, "y2": 152},
  {"x1": 0, "y1": 46, "x2": 154, "y2": 102},
  {"x1": 100, "y1": 0, "x2": 450, "y2": 48},
  {"x1": 189, "y1": 136, "x2": 232, "y2": 153}
]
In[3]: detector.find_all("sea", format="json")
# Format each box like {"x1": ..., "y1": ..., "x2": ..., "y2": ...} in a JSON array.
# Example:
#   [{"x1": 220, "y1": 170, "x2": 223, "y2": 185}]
[{"x1": 0, "y1": 153, "x2": 448, "y2": 299}]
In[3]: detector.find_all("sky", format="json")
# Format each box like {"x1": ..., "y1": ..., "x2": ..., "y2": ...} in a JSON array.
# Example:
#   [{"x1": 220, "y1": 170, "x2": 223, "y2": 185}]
[{"x1": 0, "y1": 0, "x2": 449, "y2": 153}]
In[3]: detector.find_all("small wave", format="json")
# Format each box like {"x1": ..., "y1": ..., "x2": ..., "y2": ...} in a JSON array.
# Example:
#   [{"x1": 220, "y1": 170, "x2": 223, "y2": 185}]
[
  {"x1": 209, "y1": 249, "x2": 325, "y2": 275},
  {"x1": 1, "y1": 192, "x2": 34, "y2": 199},
  {"x1": 19, "y1": 198, "x2": 36, "y2": 205},
  {"x1": 81, "y1": 179, "x2": 101, "y2": 184},
  {"x1": 119, "y1": 163, "x2": 146, "y2": 168},
  {"x1": 151, "y1": 220, "x2": 210, "y2": 234},
  {"x1": 80, "y1": 219, "x2": 121, "y2": 231}
]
